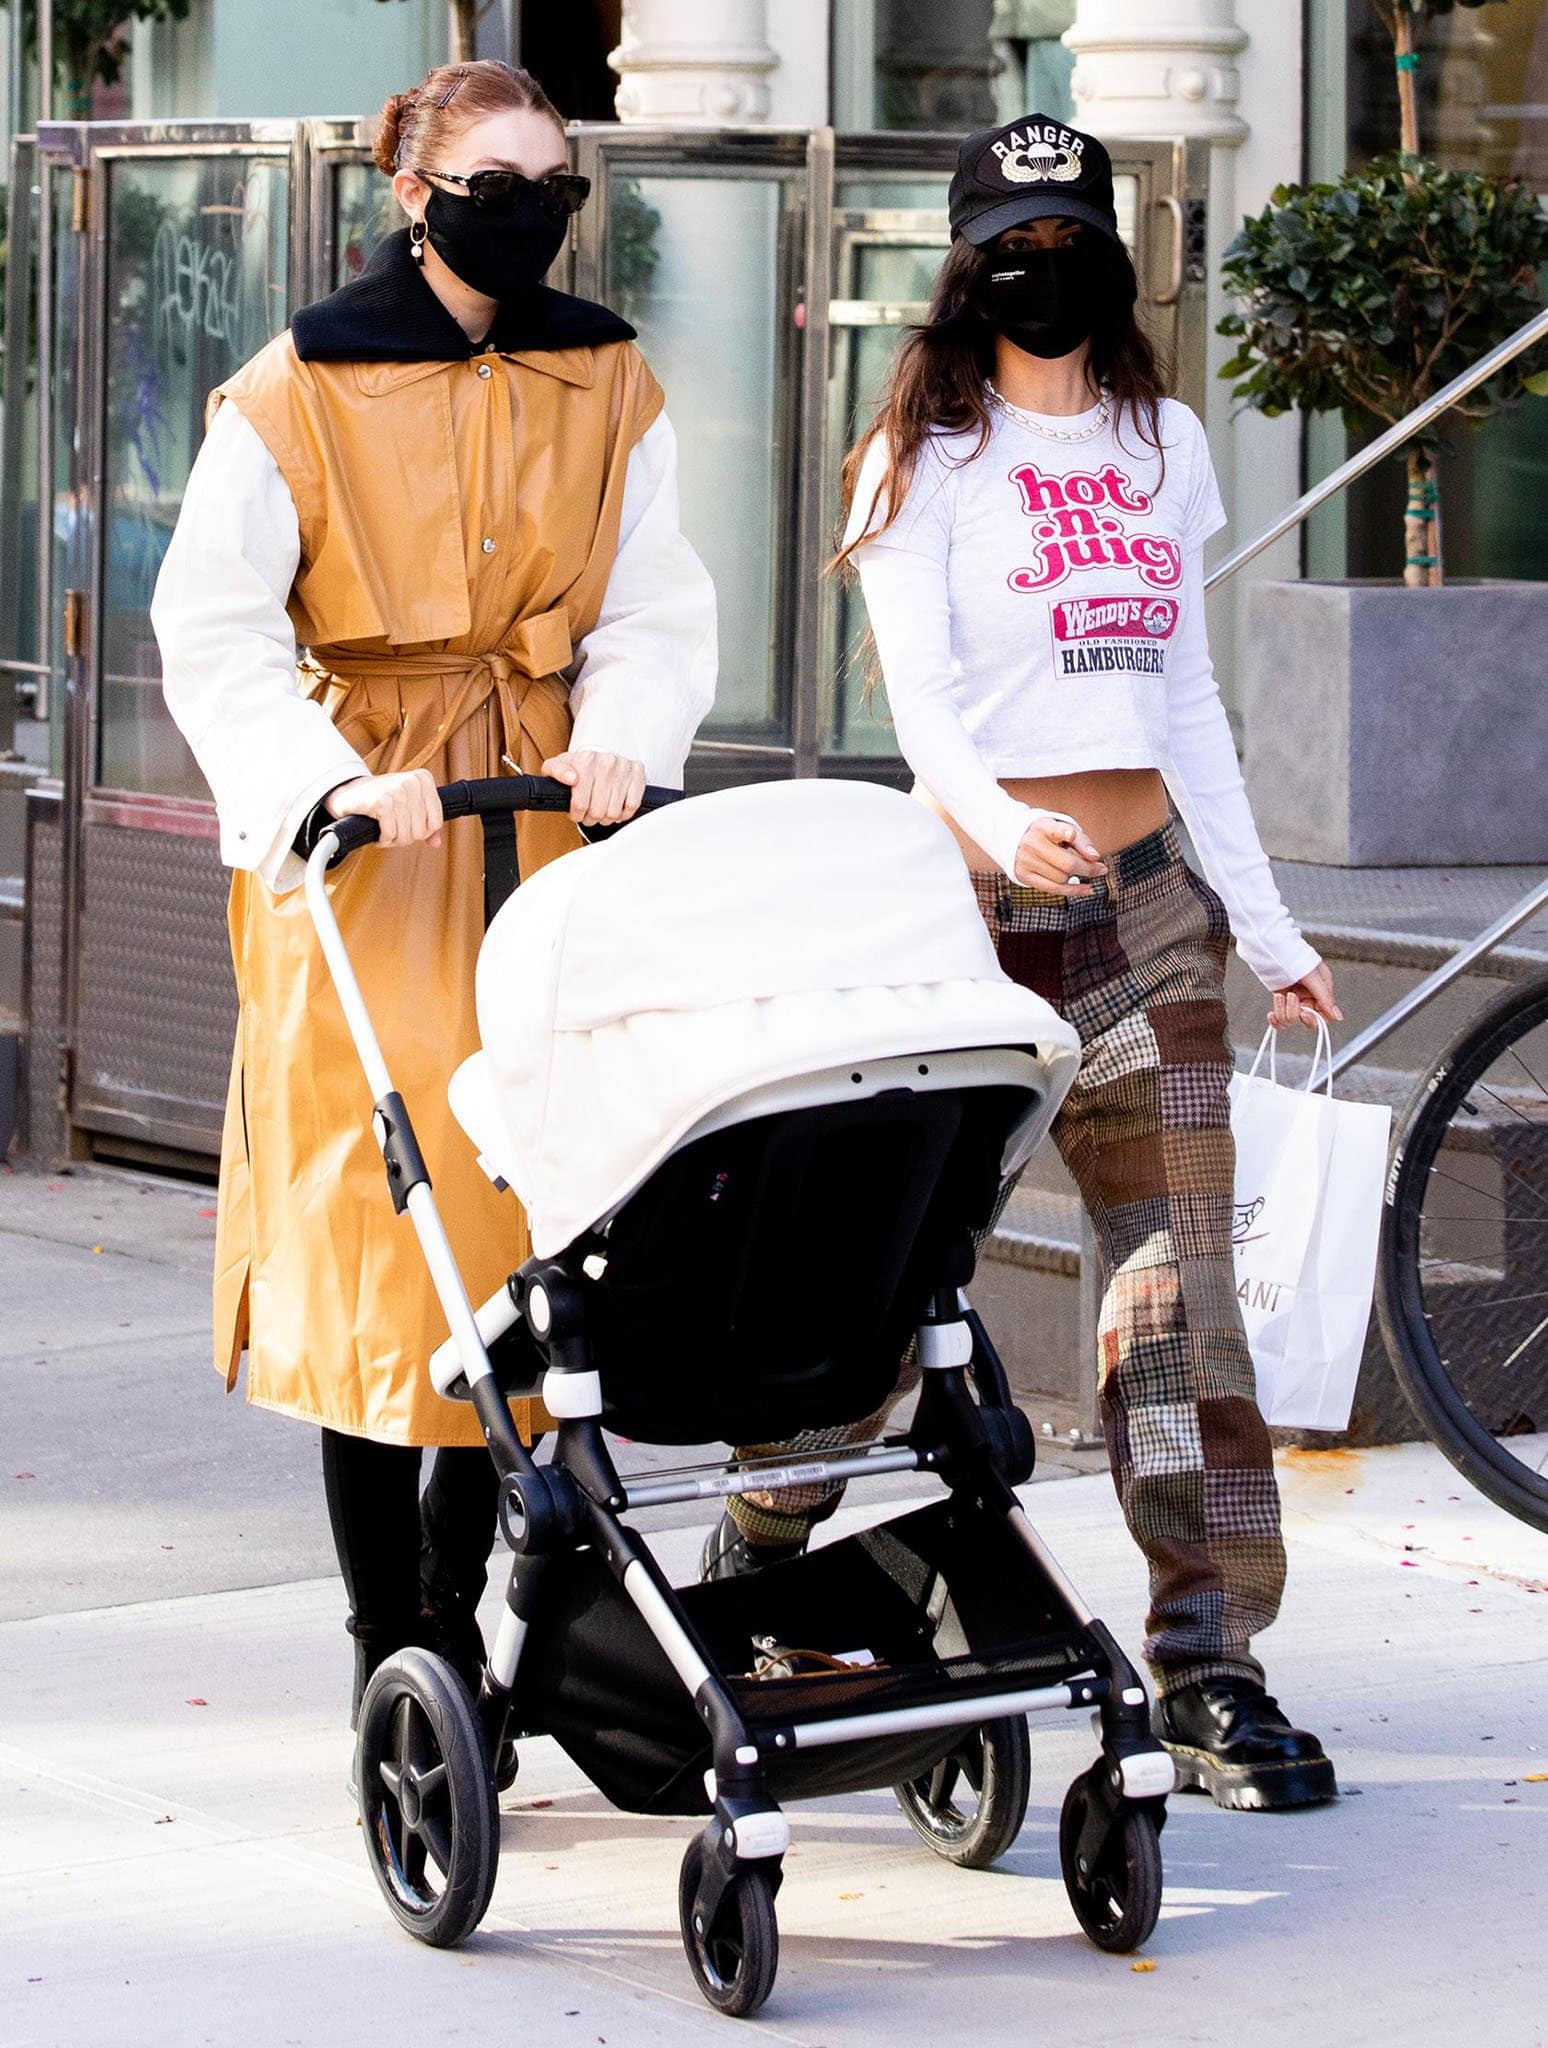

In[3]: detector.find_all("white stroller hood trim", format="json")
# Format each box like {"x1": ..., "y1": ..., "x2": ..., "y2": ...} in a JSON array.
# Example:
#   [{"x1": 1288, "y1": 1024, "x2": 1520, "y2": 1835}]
[{"x1": 450, "y1": 780, "x2": 1080, "y2": 1257}]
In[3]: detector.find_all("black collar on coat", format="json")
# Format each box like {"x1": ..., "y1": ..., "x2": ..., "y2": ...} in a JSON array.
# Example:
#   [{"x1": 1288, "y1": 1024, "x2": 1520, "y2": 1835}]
[{"x1": 290, "y1": 227, "x2": 636, "y2": 362}]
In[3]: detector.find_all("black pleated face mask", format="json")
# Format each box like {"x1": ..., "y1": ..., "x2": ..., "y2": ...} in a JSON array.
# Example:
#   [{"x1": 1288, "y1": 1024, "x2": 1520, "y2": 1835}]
[
  {"x1": 977, "y1": 241, "x2": 1113, "y2": 360},
  {"x1": 423, "y1": 185, "x2": 569, "y2": 300}
]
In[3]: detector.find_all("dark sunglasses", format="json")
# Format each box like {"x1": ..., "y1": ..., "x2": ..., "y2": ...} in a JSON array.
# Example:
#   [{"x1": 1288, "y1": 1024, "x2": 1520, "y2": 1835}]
[{"x1": 422, "y1": 167, "x2": 592, "y2": 220}]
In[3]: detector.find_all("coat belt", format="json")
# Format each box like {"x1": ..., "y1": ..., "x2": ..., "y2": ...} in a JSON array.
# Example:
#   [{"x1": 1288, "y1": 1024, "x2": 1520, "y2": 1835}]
[{"x1": 303, "y1": 605, "x2": 575, "y2": 777}]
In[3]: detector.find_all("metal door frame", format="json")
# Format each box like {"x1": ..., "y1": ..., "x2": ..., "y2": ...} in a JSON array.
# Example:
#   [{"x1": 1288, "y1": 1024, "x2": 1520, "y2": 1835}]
[{"x1": 37, "y1": 118, "x2": 307, "y2": 1153}]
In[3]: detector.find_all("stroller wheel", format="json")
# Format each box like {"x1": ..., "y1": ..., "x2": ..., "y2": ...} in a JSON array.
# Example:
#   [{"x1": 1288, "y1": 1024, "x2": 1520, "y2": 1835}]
[
  {"x1": 892, "y1": 1716, "x2": 1031, "y2": 1869},
  {"x1": 1058, "y1": 1775, "x2": 1162, "y2": 1954},
  {"x1": 678, "y1": 1834, "x2": 780, "y2": 2018},
  {"x1": 356, "y1": 1648, "x2": 500, "y2": 1949}
]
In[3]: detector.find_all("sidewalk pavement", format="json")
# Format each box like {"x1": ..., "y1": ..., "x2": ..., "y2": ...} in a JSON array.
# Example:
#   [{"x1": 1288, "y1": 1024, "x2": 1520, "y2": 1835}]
[{"x1": 5, "y1": 1167, "x2": 1547, "y2": 2046}]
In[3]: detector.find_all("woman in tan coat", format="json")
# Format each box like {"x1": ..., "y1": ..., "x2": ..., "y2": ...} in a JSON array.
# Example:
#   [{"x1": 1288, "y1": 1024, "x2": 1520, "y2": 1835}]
[{"x1": 153, "y1": 60, "x2": 716, "y2": 1718}]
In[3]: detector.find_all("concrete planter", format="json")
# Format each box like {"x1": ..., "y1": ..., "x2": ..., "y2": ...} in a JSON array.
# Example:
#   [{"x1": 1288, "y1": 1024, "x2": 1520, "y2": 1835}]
[{"x1": 1243, "y1": 580, "x2": 1548, "y2": 865}]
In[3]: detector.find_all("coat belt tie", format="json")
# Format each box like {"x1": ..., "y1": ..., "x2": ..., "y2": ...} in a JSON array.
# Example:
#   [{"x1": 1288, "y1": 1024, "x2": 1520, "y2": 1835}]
[{"x1": 302, "y1": 603, "x2": 576, "y2": 779}]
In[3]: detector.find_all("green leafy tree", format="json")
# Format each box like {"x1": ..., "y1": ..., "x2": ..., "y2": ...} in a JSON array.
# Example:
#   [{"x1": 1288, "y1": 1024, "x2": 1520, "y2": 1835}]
[
  {"x1": 1220, "y1": 157, "x2": 1548, "y2": 585},
  {"x1": 1220, "y1": 0, "x2": 1539, "y2": 585},
  {"x1": 8, "y1": 1, "x2": 194, "y2": 118}
]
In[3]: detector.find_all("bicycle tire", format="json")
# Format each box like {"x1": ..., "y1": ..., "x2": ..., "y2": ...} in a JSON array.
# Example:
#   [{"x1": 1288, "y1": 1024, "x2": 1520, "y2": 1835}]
[{"x1": 1379, "y1": 973, "x2": 1548, "y2": 1533}]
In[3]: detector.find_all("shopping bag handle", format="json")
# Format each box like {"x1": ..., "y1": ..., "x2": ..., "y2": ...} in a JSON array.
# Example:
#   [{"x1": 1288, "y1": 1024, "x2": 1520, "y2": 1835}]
[{"x1": 1245, "y1": 1016, "x2": 1334, "y2": 1097}]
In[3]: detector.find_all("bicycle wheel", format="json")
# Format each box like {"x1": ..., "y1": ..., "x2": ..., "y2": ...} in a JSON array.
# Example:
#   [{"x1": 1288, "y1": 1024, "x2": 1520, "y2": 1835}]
[{"x1": 1379, "y1": 974, "x2": 1548, "y2": 1531}]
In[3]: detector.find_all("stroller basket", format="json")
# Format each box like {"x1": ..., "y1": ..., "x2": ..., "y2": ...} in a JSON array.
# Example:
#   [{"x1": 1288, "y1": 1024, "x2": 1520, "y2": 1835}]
[{"x1": 516, "y1": 1494, "x2": 1097, "y2": 1813}]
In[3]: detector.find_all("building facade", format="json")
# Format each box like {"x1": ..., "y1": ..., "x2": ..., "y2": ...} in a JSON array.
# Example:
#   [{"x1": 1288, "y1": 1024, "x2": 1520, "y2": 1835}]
[{"x1": 2, "y1": 0, "x2": 1544, "y2": 1171}]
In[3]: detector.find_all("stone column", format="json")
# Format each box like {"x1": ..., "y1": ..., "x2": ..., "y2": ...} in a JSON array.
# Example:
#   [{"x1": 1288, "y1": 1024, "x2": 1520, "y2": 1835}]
[
  {"x1": 1063, "y1": 0, "x2": 1248, "y2": 143},
  {"x1": 610, "y1": 0, "x2": 778, "y2": 125}
]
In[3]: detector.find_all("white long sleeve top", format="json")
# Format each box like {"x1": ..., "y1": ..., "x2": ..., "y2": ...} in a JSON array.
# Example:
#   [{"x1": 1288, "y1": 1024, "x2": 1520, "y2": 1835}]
[
  {"x1": 843, "y1": 397, "x2": 1319, "y2": 991},
  {"x1": 152, "y1": 404, "x2": 717, "y2": 895}
]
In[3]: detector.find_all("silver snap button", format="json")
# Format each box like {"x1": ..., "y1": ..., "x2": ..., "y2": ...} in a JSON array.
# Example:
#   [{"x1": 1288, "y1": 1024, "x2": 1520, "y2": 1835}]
[
  {"x1": 476, "y1": 362, "x2": 492, "y2": 379},
  {"x1": 481, "y1": 537, "x2": 496, "y2": 554}
]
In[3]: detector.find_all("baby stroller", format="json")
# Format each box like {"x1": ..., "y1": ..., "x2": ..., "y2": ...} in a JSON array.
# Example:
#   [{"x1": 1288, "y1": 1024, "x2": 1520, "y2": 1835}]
[{"x1": 301, "y1": 776, "x2": 1175, "y2": 2018}]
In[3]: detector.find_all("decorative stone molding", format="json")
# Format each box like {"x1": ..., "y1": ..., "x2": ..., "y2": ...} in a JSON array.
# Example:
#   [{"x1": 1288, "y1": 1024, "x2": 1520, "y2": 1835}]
[
  {"x1": 1063, "y1": 1, "x2": 1248, "y2": 145},
  {"x1": 611, "y1": 0, "x2": 778, "y2": 125}
]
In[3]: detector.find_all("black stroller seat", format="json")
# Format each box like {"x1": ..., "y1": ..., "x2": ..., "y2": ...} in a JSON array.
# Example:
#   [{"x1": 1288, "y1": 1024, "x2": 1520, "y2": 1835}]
[{"x1": 503, "y1": 1078, "x2": 1026, "y2": 1447}]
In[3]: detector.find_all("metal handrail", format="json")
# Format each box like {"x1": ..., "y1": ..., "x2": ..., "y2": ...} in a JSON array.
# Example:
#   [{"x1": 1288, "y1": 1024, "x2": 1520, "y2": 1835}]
[
  {"x1": 1204, "y1": 302, "x2": 1548, "y2": 594},
  {"x1": 1199, "y1": 303, "x2": 1548, "y2": 1073}
]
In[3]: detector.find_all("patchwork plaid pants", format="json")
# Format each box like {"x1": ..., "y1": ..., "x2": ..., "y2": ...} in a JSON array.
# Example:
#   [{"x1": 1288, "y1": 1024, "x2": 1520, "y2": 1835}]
[{"x1": 727, "y1": 823, "x2": 1285, "y2": 1693}]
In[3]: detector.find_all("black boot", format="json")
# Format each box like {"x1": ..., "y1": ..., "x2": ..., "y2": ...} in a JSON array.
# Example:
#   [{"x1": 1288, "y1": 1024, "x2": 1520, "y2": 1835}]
[
  {"x1": 1154, "y1": 1677, "x2": 1337, "y2": 1811},
  {"x1": 699, "y1": 1510, "x2": 808, "y2": 1583},
  {"x1": 347, "y1": 1614, "x2": 421, "y2": 1730}
]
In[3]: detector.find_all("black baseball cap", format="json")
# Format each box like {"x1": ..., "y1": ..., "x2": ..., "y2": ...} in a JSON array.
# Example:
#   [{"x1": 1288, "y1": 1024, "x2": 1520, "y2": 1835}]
[{"x1": 948, "y1": 116, "x2": 1122, "y2": 248}]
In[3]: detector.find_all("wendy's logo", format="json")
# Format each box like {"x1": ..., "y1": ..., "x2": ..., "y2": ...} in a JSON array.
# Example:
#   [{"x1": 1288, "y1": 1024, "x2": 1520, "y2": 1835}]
[{"x1": 1006, "y1": 461, "x2": 1183, "y2": 595}]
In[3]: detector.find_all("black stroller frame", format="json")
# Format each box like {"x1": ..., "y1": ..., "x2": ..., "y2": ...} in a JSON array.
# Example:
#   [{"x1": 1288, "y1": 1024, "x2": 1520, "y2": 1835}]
[{"x1": 302, "y1": 779, "x2": 1175, "y2": 2018}]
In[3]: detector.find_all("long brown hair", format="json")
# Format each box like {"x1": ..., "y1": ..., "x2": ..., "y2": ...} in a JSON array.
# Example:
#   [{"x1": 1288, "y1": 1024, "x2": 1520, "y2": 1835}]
[
  {"x1": 373, "y1": 59, "x2": 563, "y2": 178},
  {"x1": 833, "y1": 230, "x2": 1171, "y2": 571}
]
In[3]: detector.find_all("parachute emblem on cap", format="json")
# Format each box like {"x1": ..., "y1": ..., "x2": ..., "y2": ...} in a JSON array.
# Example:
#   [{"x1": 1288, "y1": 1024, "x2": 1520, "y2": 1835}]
[{"x1": 997, "y1": 138, "x2": 1083, "y2": 185}]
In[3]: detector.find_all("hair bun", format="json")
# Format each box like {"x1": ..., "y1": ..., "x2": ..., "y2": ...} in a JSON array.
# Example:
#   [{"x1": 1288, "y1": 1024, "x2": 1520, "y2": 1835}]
[{"x1": 372, "y1": 90, "x2": 415, "y2": 176}]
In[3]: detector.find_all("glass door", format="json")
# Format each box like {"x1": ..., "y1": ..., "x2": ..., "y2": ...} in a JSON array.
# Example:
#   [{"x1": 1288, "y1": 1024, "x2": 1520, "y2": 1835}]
[
  {"x1": 95, "y1": 143, "x2": 294, "y2": 798},
  {"x1": 571, "y1": 126, "x2": 811, "y2": 788}
]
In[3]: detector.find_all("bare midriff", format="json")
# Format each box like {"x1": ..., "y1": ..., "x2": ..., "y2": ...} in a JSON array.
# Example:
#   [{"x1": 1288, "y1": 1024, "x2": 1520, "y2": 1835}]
[{"x1": 914, "y1": 766, "x2": 1171, "y2": 874}]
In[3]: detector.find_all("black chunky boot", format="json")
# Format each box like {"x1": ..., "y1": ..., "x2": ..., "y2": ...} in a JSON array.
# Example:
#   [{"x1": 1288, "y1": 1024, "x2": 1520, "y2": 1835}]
[
  {"x1": 699, "y1": 1510, "x2": 808, "y2": 1582},
  {"x1": 1154, "y1": 1676, "x2": 1338, "y2": 1811}
]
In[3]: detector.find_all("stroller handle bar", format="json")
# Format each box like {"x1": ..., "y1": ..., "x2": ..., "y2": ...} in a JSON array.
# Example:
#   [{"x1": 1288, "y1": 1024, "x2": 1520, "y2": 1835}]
[{"x1": 297, "y1": 773, "x2": 685, "y2": 870}]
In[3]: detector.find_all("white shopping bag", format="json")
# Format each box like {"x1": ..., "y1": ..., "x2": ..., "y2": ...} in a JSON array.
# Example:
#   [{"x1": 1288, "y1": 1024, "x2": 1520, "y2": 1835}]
[{"x1": 1228, "y1": 1020, "x2": 1392, "y2": 1431}]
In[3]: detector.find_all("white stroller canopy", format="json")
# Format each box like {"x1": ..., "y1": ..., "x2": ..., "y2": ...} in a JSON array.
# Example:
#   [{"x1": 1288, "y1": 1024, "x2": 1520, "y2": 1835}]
[{"x1": 449, "y1": 780, "x2": 1079, "y2": 1258}]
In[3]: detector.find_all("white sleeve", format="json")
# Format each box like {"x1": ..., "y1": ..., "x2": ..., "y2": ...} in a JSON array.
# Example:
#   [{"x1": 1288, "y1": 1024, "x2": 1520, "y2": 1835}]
[
  {"x1": 151, "y1": 402, "x2": 366, "y2": 894},
  {"x1": 848, "y1": 440, "x2": 1037, "y2": 879},
  {"x1": 566, "y1": 413, "x2": 717, "y2": 784},
  {"x1": 1163, "y1": 546, "x2": 1321, "y2": 990}
]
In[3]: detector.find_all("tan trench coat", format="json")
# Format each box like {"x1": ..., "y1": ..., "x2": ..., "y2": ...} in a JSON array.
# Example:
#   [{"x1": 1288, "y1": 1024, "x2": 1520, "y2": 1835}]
[{"x1": 209, "y1": 330, "x2": 663, "y2": 1445}]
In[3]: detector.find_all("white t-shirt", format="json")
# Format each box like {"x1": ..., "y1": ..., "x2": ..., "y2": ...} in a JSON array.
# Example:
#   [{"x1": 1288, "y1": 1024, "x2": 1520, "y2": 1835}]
[{"x1": 844, "y1": 394, "x2": 1318, "y2": 990}]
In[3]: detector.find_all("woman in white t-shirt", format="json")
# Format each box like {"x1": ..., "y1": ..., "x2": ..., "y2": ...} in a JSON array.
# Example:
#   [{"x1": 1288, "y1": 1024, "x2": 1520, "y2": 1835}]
[{"x1": 704, "y1": 117, "x2": 1340, "y2": 1814}]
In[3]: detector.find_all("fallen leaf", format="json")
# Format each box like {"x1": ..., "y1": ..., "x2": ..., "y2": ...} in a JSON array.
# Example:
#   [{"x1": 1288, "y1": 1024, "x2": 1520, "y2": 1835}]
[
  {"x1": 1399, "y1": 1559, "x2": 1417, "y2": 1568},
  {"x1": 838, "y1": 1891, "x2": 862, "y2": 1900},
  {"x1": 90, "y1": 1244, "x2": 104, "y2": 1254},
  {"x1": 526, "y1": 1797, "x2": 553, "y2": 1809},
  {"x1": 14, "y1": 1473, "x2": 35, "y2": 1480},
  {"x1": 198, "y1": 1207, "x2": 217, "y2": 1217},
  {"x1": 154, "y1": 1814, "x2": 175, "y2": 1825},
  {"x1": 1505, "y1": 1798, "x2": 1519, "y2": 1805},
  {"x1": 185, "y1": 1697, "x2": 208, "y2": 1708},
  {"x1": 1132, "y1": 1959, "x2": 1157, "y2": 1972},
  {"x1": 1522, "y1": 1771, "x2": 1548, "y2": 1783}
]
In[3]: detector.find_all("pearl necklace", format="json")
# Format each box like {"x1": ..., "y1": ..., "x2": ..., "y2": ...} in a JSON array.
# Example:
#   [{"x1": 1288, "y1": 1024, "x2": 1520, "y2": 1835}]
[{"x1": 987, "y1": 381, "x2": 1111, "y2": 443}]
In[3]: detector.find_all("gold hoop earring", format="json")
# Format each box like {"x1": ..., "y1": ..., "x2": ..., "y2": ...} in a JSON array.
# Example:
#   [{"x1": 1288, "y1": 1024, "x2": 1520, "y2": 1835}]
[{"x1": 409, "y1": 218, "x2": 428, "y2": 265}]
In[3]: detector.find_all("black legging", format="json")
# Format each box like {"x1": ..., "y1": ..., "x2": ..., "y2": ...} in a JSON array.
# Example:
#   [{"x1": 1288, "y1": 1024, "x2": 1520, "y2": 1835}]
[{"x1": 320, "y1": 1429, "x2": 501, "y2": 1694}]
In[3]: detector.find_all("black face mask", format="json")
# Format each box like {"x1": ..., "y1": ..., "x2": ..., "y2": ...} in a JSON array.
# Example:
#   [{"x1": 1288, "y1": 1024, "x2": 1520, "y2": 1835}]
[
  {"x1": 977, "y1": 243, "x2": 1111, "y2": 360},
  {"x1": 423, "y1": 186, "x2": 568, "y2": 301}
]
